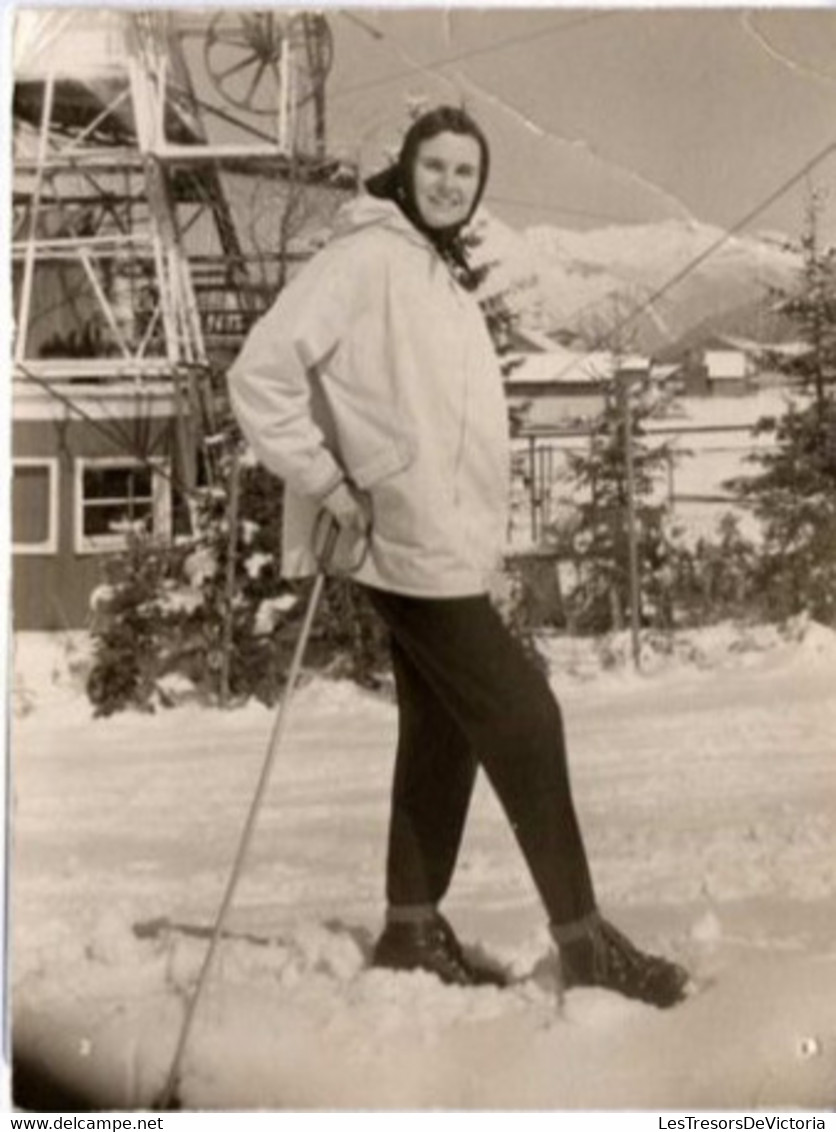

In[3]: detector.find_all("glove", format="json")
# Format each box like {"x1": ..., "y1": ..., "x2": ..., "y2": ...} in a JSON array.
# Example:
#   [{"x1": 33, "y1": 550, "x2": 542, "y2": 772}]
[{"x1": 319, "y1": 479, "x2": 373, "y2": 540}]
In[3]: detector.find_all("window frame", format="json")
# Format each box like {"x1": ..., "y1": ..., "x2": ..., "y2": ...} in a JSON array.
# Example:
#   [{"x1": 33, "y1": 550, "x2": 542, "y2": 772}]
[
  {"x1": 12, "y1": 457, "x2": 60, "y2": 555},
  {"x1": 74, "y1": 456, "x2": 172, "y2": 554}
]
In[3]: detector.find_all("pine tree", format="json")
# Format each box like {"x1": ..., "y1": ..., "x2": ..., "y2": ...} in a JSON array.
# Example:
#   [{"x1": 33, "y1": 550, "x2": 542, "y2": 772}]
[
  {"x1": 727, "y1": 196, "x2": 836, "y2": 625},
  {"x1": 780, "y1": 195, "x2": 836, "y2": 421},
  {"x1": 86, "y1": 528, "x2": 182, "y2": 716},
  {"x1": 552, "y1": 379, "x2": 678, "y2": 633}
]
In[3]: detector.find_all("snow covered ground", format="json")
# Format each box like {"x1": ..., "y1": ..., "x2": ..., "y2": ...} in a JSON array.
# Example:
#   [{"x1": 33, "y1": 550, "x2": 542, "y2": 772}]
[{"x1": 9, "y1": 620, "x2": 836, "y2": 1111}]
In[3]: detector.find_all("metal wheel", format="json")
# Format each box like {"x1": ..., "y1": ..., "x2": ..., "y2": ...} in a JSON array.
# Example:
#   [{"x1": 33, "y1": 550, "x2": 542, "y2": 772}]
[{"x1": 204, "y1": 11, "x2": 333, "y2": 117}]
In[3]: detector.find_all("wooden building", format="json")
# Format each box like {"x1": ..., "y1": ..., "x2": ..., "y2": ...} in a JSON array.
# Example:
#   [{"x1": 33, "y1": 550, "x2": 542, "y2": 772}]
[{"x1": 12, "y1": 377, "x2": 184, "y2": 629}]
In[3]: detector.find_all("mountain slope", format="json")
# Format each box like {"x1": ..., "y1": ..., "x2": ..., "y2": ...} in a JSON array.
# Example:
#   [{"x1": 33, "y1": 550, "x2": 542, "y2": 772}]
[{"x1": 476, "y1": 215, "x2": 802, "y2": 354}]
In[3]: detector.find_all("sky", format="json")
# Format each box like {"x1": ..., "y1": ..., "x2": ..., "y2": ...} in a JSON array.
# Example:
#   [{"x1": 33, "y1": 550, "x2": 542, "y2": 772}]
[
  {"x1": 5, "y1": 4, "x2": 836, "y2": 245},
  {"x1": 314, "y1": 7, "x2": 836, "y2": 242}
]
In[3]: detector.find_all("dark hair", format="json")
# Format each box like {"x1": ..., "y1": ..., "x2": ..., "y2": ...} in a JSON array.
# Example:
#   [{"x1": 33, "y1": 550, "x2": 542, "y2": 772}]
[{"x1": 365, "y1": 105, "x2": 491, "y2": 288}]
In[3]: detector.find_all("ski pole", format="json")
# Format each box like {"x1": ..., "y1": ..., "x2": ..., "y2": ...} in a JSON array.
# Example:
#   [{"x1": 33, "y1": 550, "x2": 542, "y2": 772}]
[{"x1": 156, "y1": 514, "x2": 341, "y2": 1110}]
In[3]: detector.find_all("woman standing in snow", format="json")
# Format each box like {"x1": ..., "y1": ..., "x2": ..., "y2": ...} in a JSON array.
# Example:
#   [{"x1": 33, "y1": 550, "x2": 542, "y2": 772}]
[{"x1": 229, "y1": 105, "x2": 689, "y2": 1007}]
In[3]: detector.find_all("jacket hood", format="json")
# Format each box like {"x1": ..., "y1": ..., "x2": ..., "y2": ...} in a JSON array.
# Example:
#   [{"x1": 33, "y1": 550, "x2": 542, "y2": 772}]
[{"x1": 331, "y1": 194, "x2": 431, "y2": 250}]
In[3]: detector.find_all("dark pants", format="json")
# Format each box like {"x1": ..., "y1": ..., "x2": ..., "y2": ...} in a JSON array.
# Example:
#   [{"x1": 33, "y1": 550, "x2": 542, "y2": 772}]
[{"x1": 365, "y1": 588, "x2": 597, "y2": 928}]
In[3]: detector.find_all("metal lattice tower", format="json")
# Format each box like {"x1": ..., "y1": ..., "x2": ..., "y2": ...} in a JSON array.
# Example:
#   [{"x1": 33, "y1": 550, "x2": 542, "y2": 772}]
[{"x1": 12, "y1": 9, "x2": 353, "y2": 491}]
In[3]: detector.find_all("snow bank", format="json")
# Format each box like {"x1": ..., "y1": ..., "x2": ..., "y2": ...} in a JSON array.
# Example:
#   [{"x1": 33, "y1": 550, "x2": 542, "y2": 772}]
[
  {"x1": 10, "y1": 619, "x2": 836, "y2": 1110},
  {"x1": 542, "y1": 616, "x2": 836, "y2": 690},
  {"x1": 14, "y1": 616, "x2": 836, "y2": 721},
  {"x1": 11, "y1": 631, "x2": 94, "y2": 721},
  {"x1": 14, "y1": 912, "x2": 836, "y2": 1110}
]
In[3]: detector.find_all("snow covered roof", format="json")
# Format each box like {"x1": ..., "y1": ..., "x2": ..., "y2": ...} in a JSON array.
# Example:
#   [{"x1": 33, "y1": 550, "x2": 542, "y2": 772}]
[
  {"x1": 505, "y1": 348, "x2": 611, "y2": 386},
  {"x1": 651, "y1": 363, "x2": 684, "y2": 382},
  {"x1": 507, "y1": 325, "x2": 563, "y2": 353},
  {"x1": 705, "y1": 350, "x2": 748, "y2": 380},
  {"x1": 705, "y1": 334, "x2": 810, "y2": 361},
  {"x1": 505, "y1": 349, "x2": 650, "y2": 386}
]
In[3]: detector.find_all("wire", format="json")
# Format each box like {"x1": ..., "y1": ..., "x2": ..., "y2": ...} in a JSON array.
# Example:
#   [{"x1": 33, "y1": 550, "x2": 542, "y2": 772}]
[
  {"x1": 484, "y1": 194, "x2": 667, "y2": 227},
  {"x1": 332, "y1": 9, "x2": 696, "y2": 224},
  {"x1": 18, "y1": 364, "x2": 147, "y2": 455},
  {"x1": 334, "y1": 4, "x2": 833, "y2": 374},
  {"x1": 538, "y1": 137, "x2": 836, "y2": 383},
  {"x1": 15, "y1": 360, "x2": 200, "y2": 502},
  {"x1": 331, "y1": 11, "x2": 621, "y2": 100}
]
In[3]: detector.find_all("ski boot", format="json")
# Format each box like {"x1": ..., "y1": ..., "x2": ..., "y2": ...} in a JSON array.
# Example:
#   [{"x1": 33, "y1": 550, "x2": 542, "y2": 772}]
[
  {"x1": 554, "y1": 912, "x2": 690, "y2": 1008},
  {"x1": 373, "y1": 912, "x2": 507, "y2": 988}
]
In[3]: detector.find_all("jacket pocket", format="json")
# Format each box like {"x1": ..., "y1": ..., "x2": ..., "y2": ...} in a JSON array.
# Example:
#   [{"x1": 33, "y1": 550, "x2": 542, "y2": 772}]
[
  {"x1": 316, "y1": 369, "x2": 415, "y2": 489},
  {"x1": 348, "y1": 437, "x2": 414, "y2": 488}
]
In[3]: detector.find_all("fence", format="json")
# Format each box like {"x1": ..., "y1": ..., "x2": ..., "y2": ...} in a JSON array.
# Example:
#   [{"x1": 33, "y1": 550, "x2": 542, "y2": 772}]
[{"x1": 509, "y1": 422, "x2": 773, "y2": 548}]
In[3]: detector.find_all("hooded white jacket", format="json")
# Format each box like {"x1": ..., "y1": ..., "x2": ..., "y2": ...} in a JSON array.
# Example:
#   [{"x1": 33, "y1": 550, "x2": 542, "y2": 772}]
[{"x1": 227, "y1": 195, "x2": 509, "y2": 597}]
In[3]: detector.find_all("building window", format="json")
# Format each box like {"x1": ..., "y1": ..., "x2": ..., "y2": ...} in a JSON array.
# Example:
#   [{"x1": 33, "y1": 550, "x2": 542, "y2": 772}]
[
  {"x1": 12, "y1": 458, "x2": 59, "y2": 555},
  {"x1": 75, "y1": 457, "x2": 171, "y2": 553}
]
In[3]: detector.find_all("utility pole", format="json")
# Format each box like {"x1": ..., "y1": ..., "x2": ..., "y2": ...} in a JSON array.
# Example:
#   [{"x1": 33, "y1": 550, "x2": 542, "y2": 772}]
[
  {"x1": 617, "y1": 361, "x2": 645, "y2": 671},
  {"x1": 219, "y1": 445, "x2": 241, "y2": 708}
]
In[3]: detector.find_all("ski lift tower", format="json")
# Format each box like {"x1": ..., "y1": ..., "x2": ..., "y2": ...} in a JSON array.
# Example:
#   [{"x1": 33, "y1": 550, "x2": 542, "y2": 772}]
[{"x1": 11, "y1": 9, "x2": 353, "y2": 629}]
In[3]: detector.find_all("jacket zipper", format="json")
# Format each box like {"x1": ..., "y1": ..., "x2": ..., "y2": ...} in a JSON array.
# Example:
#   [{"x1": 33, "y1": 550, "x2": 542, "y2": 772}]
[{"x1": 452, "y1": 300, "x2": 471, "y2": 508}]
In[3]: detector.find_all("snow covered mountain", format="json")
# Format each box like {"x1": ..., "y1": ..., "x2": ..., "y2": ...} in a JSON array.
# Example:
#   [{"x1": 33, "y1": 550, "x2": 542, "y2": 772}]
[{"x1": 475, "y1": 214, "x2": 802, "y2": 355}]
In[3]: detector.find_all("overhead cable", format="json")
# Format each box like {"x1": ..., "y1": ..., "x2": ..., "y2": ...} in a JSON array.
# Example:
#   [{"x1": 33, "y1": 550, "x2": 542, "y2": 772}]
[
  {"x1": 332, "y1": 11, "x2": 620, "y2": 100},
  {"x1": 544, "y1": 137, "x2": 836, "y2": 382}
]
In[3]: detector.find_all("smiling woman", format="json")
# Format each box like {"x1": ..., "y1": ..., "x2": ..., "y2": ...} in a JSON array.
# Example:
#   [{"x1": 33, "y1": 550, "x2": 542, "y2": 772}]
[
  {"x1": 362, "y1": 104, "x2": 491, "y2": 290},
  {"x1": 412, "y1": 133, "x2": 481, "y2": 229},
  {"x1": 227, "y1": 104, "x2": 690, "y2": 1006}
]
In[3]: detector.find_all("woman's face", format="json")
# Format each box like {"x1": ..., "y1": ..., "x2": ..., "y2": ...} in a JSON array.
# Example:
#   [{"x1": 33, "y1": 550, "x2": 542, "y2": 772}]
[{"x1": 411, "y1": 131, "x2": 482, "y2": 230}]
